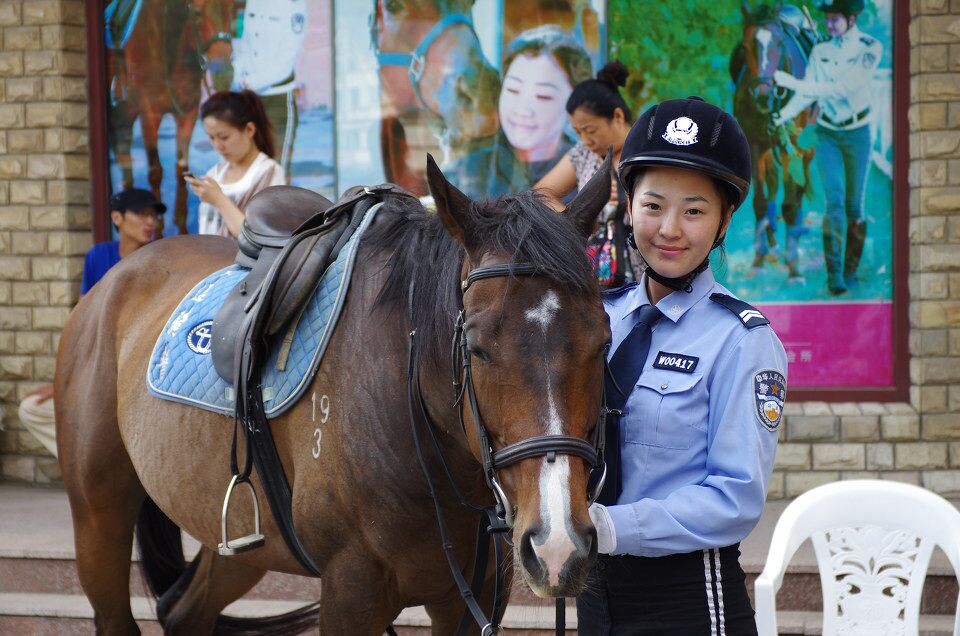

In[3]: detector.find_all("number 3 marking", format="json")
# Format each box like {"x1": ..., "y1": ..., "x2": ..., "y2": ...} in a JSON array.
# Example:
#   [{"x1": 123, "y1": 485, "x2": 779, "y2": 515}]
[{"x1": 311, "y1": 394, "x2": 331, "y2": 459}]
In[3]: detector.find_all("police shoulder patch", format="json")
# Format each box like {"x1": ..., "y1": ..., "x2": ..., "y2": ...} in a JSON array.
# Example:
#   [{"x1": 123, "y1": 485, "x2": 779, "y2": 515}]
[
  {"x1": 754, "y1": 369, "x2": 786, "y2": 431},
  {"x1": 709, "y1": 293, "x2": 769, "y2": 329}
]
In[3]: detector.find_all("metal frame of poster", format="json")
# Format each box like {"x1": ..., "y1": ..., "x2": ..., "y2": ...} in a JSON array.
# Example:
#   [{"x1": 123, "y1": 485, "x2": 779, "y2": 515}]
[{"x1": 87, "y1": 0, "x2": 910, "y2": 401}]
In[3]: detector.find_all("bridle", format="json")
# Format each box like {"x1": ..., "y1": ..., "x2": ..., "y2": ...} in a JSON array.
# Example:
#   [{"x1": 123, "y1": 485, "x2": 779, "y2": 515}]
[
  {"x1": 407, "y1": 261, "x2": 607, "y2": 635},
  {"x1": 163, "y1": 0, "x2": 234, "y2": 116},
  {"x1": 452, "y1": 263, "x2": 607, "y2": 526},
  {"x1": 372, "y1": 7, "x2": 480, "y2": 114}
]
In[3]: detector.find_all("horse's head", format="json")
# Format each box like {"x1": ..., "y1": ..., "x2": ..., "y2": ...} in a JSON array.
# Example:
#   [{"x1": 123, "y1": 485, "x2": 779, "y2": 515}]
[
  {"x1": 426, "y1": 155, "x2": 612, "y2": 597},
  {"x1": 373, "y1": 0, "x2": 500, "y2": 139},
  {"x1": 737, "y1": 2, "x2": 790, "y2": 118},
  {"x1": 189, "y1": 0, "x2": 235, "y2": 90}
]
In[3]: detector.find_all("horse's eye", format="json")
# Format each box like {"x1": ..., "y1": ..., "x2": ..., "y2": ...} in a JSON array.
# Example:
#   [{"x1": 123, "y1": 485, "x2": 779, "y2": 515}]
[{"x1": 470, "y1": 347, "x2": 492, "y2": 363}]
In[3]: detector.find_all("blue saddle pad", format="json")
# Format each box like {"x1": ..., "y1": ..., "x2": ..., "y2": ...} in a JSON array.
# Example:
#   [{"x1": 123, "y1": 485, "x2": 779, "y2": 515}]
[{"x1": 146, "y1": 203, "x2": 381, "y2": 417}]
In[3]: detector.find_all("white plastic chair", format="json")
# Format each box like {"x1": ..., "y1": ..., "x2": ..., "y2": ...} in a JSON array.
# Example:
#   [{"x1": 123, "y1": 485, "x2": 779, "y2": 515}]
[{"x1": 755, "y1": 479, "x2": 960, "y2": 636}]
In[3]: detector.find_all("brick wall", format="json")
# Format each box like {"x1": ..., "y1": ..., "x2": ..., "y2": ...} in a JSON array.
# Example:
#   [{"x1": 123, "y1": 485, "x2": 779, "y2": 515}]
[
  {"x1": 768, "y1": 0, "x2": 960, "y2": 499},
  {"x1": 0, "y1": 0, "x2": 90, "y2": 483},
  {"x1": 0, "y1": 1, "x2": 957, "y2": 494}
]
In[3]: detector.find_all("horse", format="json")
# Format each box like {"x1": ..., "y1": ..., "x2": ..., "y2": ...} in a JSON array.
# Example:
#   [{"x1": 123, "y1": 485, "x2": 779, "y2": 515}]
[
  {"x1": 731, "y1": 1, "x2": 819, "y2": 281},
  {"x1": 372, "y1": 0, "x2": 502, "y2": 197},
  {"x1": 107, "y1": 0, "x2": 235, "y2": 235},
  {"x1": 55, "y1": 157, "x2": 614, "y2": 634}
]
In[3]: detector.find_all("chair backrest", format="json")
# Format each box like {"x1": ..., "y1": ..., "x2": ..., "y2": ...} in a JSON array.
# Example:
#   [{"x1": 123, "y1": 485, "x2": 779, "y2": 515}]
[{"x1": 759, "y1": 479, "x2": 960, "y2": 636}]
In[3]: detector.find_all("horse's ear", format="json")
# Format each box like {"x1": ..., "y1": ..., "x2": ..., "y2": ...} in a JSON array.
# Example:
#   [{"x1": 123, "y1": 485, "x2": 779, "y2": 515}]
[
  {"x1": 562, "y1": 149, "x2": 613, "y2": 240},
  {"x1": 426, "y1": 154, "x2": 475, "y2": 247}
]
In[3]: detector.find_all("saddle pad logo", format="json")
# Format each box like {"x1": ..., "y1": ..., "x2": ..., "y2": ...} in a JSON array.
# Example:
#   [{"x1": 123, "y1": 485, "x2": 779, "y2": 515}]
[
  {"x1": 652, "y1": 351, "x2": 699, "y2": 373},
  {"x1": 754, "y1": 370, "x2": 786, "y2": 431},
  {"x1": 186, "y1": 320, "x2": 213, "y2": 355},
  {"x1": 662, "y1": 117, "x2": 699, "y2": 146}
]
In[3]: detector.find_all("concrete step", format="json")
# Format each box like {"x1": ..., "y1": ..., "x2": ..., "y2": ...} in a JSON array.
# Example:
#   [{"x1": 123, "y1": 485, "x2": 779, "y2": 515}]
[
  {"x1": 2, "y1": 484, "x2": 957, "y2": 631},
  {"x1": 0, "y1": 593, "x2": 957, "y2": 635}
]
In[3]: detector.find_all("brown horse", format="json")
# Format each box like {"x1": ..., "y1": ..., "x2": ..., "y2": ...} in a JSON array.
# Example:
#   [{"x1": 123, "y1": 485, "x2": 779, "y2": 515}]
[
  {"x1": 108, "y1": 0, "x2": 234, "y2": 235},
  {"x1": 373, "y1": 0, "x2": 501, "y2": 196},
  {"x1": 731, "y1": 1, "x2": 818, "y2": 281},
  {"x1": 56, "y1": 159, "x2": 613, "y2": 634}
]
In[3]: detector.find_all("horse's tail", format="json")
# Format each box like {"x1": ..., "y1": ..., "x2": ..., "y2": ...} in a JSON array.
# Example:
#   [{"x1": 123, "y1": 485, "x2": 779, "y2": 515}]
[{"x1": 134, "y1": 497, "x2": 322, "y2": 635}]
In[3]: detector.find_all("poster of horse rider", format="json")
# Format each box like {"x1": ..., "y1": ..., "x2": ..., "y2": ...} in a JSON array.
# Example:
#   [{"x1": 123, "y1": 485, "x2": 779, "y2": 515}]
[
  {"x1": 608, "y1": 0, "x2": 895, "y2": 389},
  {"x1": 103, "y1": 0, "x2": 336, "y2": 236},
  {"x1": 334, "y1": 0, "x2": 605, "y2": 198}
]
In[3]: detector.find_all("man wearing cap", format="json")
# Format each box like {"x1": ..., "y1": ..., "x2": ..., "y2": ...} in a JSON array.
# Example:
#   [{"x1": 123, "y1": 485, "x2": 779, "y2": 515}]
[
  {"x1": 16, "y1": 188, "x2": 163, "y2": 458},
  {"x1": 81, "y1": 188, "x2": 164, "y2": 294},
  {"x1": 772, "y1": 0, "x2": 882, "y2": 295}
]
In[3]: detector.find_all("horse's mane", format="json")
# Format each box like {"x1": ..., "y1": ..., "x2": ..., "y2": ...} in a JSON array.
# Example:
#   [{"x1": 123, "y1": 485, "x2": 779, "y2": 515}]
[
  {"x1": 744, "y1": 3, "x2": 781, "y2": 26},
  {"x1": 362, "y1": 191, "x2": 597, "y2": 365}
]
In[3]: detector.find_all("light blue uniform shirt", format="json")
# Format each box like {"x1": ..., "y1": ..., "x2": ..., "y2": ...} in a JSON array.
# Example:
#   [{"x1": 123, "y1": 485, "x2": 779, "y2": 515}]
[{"x1": 603, "y1": 267, "x2": 787, "y2": 557}]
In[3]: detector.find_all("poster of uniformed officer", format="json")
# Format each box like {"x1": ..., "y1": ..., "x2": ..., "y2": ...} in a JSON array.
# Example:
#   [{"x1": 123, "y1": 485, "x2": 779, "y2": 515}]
[{"x1": 609, "y1": 0, "x2": 894, "y2": 388}]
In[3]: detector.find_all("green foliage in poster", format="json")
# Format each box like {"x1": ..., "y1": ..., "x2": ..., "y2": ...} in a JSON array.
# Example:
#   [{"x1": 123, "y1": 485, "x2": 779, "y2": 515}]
[{"x1": 608, "y1": 0, "x2": 742, "y2": 113}]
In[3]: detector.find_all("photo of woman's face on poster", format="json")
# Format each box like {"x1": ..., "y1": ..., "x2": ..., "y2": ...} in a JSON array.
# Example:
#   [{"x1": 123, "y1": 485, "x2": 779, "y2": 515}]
[{"x1": 335, "y1": 0, "x2": 605, "y2": 199}]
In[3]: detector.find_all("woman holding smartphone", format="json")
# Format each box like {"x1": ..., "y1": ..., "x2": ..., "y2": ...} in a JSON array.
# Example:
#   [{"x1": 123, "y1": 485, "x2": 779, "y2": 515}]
[{"x1": 186, "y1": 90, "x2": 286, "y2": 238}]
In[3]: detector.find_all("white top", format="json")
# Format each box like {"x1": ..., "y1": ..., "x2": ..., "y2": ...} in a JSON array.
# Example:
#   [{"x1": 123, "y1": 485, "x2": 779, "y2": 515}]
[
  {"x1": 777, "y1": 24, "x2": 883, "y2": 130},
  {"x1": 197, "y1": 152, "x2": 286, "y2": 236},
  {"x1": 232, "y1": 0, "x2": 308, "y2": 94}
]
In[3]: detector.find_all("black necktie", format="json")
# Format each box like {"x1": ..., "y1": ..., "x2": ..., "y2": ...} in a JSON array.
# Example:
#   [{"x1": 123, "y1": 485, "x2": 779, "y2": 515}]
[{"x1": 597, "y1": 304, "x2": 663, "y2": 505}]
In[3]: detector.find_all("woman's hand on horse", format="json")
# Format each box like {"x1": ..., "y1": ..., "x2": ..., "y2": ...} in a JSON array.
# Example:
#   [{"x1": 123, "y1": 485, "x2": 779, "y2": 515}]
[
  {"x1": 185, "y1": 175, "x2": 227, "y2": 206},
  {"x1": 773, "y1": 70, "x2": 799, "y2": 91}
]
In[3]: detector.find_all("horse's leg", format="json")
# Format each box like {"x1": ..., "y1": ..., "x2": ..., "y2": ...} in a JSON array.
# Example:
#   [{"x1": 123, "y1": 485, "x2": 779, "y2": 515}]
[
  {"x1": 140, "y1": 108, "x2": 165, "y2": 235},
  {"x1": 319, "y1": 553, "x2": 400, "y2": 635},
  {"x1": 750, "y1": 148, "x2": 775, "y2": 270},
  {"x1": 781, "y1": 148, "x2": 807, "y2": 283},
  {"x1": 161, "y1": 547, "x2": 266, "y2": 635},
  {"x1": 59, "y1": 397, "x2": 145, "y2": 633},
  {"x1": 173, "y1": 113, "x2": 195, "y2": 235}
]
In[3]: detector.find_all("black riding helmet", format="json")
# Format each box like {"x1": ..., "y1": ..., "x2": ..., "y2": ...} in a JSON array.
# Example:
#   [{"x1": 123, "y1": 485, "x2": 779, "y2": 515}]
[
  {"x1": 618, "y1": 96, "x2": 751, "y2": 207},
  {"x1": 618, "y1": 96, "x2": 752, "y2": 291}
]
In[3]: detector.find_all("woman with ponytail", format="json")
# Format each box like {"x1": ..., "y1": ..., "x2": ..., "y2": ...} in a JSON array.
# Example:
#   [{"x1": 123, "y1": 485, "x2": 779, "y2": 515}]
[
  {"x1": 536, "y1": 60, "x2": 636, "y2": 288},
  {"x1": 187, "y1": 90, "x2": 286, "y2": 238}
]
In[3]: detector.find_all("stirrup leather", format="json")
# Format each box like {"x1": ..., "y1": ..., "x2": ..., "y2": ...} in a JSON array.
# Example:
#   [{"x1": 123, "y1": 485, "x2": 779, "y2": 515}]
[{"x1": 217, "y1": 475, "x2": 266, "y2": 555}]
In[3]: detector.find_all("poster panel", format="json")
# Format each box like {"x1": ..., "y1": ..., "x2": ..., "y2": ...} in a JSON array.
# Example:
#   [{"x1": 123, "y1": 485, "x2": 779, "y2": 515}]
[
  {"x1": 103, "y1": 0, "x2": 335, "y2": 236},
  {"x1": 335, "y1": 0, "x2": 605, "y2": 198},
  {"x1": 609, "y1": 0, "x2": 896, "y2": 388}
]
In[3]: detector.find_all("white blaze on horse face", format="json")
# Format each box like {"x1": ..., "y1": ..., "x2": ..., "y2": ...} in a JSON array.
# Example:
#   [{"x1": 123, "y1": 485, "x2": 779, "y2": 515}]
[
  {"x1": 525, "y1": 290, "x2": 561, "y2": 333},
  {"x1": 535, "y1": 457, "x2": 577, "y2": 587},
  {"x1": 526, "y1": 289, "x2": 577, "y2": 587},
  {"x1": 756, "y1": 28, "x2": 773, "y2": 74}
]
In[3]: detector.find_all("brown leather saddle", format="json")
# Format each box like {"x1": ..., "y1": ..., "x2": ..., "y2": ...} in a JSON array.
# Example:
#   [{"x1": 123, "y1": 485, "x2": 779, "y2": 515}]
[
  {"x1": 211, "y1": 184, "x2": 410, "y2": 384},
  {"x1": 211, "y1": 182, "x2": 414, "y2": 576}
]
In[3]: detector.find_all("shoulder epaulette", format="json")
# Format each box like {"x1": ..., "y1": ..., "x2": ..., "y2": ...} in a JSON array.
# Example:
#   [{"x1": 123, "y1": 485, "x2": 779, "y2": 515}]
[
  {"x1": 602, "y1": 282, "x2": 638, "y2": 299},
  {"x1": 709, "y1": 293, "x2": 770, "y2": 329}
]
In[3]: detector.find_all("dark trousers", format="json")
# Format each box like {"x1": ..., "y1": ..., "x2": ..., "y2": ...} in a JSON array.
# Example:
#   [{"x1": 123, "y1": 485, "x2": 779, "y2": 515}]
[{"x1": 576, "y1": 545, "x2": 757, "y2": 636}]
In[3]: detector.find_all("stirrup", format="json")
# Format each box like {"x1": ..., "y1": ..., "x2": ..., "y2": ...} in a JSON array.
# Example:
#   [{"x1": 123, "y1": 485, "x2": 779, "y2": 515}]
[{"x1": 217, "y1": 475, "x2": 265, "y2": 556}]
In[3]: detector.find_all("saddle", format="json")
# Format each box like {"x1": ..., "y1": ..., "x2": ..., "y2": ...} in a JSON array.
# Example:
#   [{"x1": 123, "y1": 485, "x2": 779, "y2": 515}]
[
  {"x1": 212, "y1": 182, "x2": 416, "y2": 574},
  {"x1": 211, "y1": 184, "x2": 408, "y2": 383}
]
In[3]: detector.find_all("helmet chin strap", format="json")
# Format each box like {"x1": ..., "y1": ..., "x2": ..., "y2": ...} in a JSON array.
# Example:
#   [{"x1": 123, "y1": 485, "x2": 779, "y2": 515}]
[
  {"x1": 627, "y1": 225, "x2": 724, "y2": 293},
  {"x1": 645, "y1": 258, "x2": 709, "y2": 293}
]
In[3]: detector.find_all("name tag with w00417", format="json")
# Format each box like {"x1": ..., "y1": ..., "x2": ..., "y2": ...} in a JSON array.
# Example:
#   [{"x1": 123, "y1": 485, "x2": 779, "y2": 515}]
[{"x1": 652, "y1": 351, "x2": 699, "y2": 373}]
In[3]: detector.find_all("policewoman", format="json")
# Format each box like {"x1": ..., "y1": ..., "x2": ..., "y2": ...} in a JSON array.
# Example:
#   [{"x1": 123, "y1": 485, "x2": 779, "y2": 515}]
[{"x1": 580, "y1": 97, "x2": 788, "y2": 635}]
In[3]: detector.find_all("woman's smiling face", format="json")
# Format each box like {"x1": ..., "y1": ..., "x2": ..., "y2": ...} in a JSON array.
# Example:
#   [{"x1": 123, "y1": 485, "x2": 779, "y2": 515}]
[
  {"x1": 630, "y1": 165, "x2": 731, "y2": 280},
  {"x1": 498, "y1": 52, "x2": 572, "y2": 162}
]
